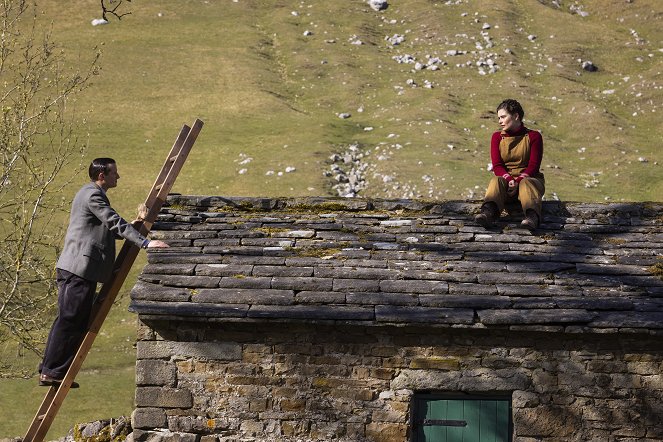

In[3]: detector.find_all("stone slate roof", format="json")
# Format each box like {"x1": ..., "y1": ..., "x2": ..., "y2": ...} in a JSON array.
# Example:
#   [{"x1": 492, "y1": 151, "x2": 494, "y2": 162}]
[{"x1": 130, "y1": 196, "x2": 663, "y2": 335}]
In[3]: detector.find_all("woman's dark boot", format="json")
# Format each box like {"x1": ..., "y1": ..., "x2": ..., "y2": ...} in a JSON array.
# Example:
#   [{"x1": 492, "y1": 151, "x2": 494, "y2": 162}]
[
  {"x1": 475, "y1": 202, "x2": 499, "y2": 228},
  {"x1": 521, "y1": 209, "x2": 540, "y2": 231}
]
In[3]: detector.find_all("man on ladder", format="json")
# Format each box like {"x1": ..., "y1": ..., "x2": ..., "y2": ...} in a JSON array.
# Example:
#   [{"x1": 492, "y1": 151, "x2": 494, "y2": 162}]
[{"x1": 38, "y1": 157, "x2": 169, "y2": 387}]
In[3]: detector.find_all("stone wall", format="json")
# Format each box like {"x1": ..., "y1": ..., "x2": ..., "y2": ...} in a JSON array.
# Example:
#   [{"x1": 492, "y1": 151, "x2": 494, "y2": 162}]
[{"x1": 132, "y1": 320, "x2": 663, "y2": 442}]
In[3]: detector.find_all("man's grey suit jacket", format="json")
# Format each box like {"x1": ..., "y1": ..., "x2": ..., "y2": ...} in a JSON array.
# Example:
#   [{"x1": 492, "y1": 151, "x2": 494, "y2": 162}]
[{"x1": 56, "y1": 182, "x2": 147, "y2": 283}]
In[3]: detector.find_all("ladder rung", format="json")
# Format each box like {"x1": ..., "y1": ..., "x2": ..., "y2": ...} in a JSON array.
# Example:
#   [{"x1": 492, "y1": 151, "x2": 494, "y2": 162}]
[{"x1": 169, "y1": 155, "x2": 178, "y2": 162}]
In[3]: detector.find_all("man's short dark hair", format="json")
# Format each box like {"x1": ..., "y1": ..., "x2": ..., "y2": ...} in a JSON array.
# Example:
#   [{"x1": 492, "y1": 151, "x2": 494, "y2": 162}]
[
  {"x1": 89, "y1": 158, "x2": 116, "y2": 181},
  {"x1": 497, "y1": 99, "x2": 525, "y2": 121}
]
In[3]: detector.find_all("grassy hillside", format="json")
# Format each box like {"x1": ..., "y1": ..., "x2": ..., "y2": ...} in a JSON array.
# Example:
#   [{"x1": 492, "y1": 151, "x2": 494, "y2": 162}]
[{"x1": 1, "y1": 0, "x2": 661, "y2": 438}]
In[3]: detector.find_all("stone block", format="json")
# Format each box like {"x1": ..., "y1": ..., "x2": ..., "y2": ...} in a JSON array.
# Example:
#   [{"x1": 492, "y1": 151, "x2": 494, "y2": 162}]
[
  {"x1": 218, "y1": 276, "x2": 272, "y2": 289},
  {"x1": 478, "y1": 309, "x2": 595, "y2": 325},
  {"x1": 195, "y1": 288, "x2": 294, "y2": 305},
  {"x1": 136, "y1": 360, "x2": 177, "y2": 386},
  {"x1": 272, "y1": 277, "x2": 332, "y2": 291},
  {"x1": 135, "y1": 387, "x2": 193, "y2": 409},
  {"x1": 195, "y1": 264, "x2": 253, "y2": 277},
  {"x1": 131, "y1": 281, "x2": 191, "y2": 302},
  {"x1": 137, "y1": 341, "x2": 242, "y2": 361},
  {"x1": 295, "y1": 291, "x2": 346, "y2": 304},
  {"x1": 365, "y1": 422, "x2": 407, "y2": 442},
  {"x1": 314, "y1": 266, "x2": 396, "y2": 280},
  {"x1": 252, "y1": 265, "x2": 313, "y2": 277},
  {"x1": 132, "y1": 407, "x2": 168, "y2": 429},
  {"x1": 379, "y1": 280, "x2": 449, "y2": 294},
  {"x1": 512, "y1": 390, "x2": 540, "y2": 408},
  {"x1": 514, "y1": 405, "x2": 580, "y2": 437},
  {"x1": 376, "y1": 305, "x2": 473, "y2": 324},
  {"x1": 332, "y1": 278, "x2": 380, "y2": 292},
  {"x1": 248, "y1": 304, "x2": 374, "y2": 321},
  {"x1": 409, "y1": 357, "x2": 460, "y2": 371},
  {"x1": 346, "y1": 292, "x2": 418, "y2": 306},
  {"x1": 280, "y1": 398, "x2": 306, "y2": 411}
]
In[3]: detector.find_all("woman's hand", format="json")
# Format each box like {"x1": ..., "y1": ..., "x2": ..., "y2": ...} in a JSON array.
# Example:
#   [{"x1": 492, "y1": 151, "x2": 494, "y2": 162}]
[{"x1": 507, "y1": 179, "x2": 518, "y2": 197}]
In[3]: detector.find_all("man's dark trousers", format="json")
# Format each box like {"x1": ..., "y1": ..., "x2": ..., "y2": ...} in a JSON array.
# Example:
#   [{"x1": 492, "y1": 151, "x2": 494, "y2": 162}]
[{"x1": 40, "y1": 269, "x2": 96, "y2": 379}]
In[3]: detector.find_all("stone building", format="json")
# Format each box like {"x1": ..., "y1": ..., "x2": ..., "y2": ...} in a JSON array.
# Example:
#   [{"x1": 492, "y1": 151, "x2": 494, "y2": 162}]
[{"x1": 129, "y1": 196, "x2": 663, "y2": 442}]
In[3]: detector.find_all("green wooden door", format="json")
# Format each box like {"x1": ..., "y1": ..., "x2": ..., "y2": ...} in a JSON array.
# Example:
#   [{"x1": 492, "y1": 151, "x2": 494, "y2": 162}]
[{"x1": 413, "y1": 395, "x2": 511, "y2": 442}]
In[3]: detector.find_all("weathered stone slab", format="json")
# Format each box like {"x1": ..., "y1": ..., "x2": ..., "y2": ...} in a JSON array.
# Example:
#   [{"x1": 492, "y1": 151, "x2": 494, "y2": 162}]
[
  {"x1": 419, "y1": 294, "x2": 511, "y2": 309},
  {"x1": 379, "y1": 279, "x2": 449, "y2": 294},
  {"x1": 576, "y1": 264, "x2": 652, "y2": 276},
  {"x1": 466, "y1": 251, "x2": 550, "y2": 262},
  {"x1": 195, "y1": 288, "x2": 294, "y2": 305},
  {"x1": 135, "y1": 387, "x2": 189, "y2": 408},
  {"x1": 346, "y1": 292, "x2": 419, "y2": 306},
  {"x1": 449, "y1": 261, "x2": 506, "y2": 272},
  {"x1": 333, "y1": 279, "x2": 381, "y2": 292},
  {"x1": 240, "y1": 237, "x2": 294, "y2": 247},
  {"x1": 448, "y1": 283, "x2": 498, "y2": 296},
  {"x1": 131, "y1": 281, "x2": 191, "y2": 302},
  {"x1": 136, "y1": 340, "x2": 242, "y2": 360},
  {"x1": 132, "y1": 408, "x2": 168, "y2": 429},
  {"x1": 150, "y1": 275, "x2": 220, "y2": 288},
  {"x1": 478, "y1": 309, "x2": 595, "y2": 324},
  {"x1": 225, "y1": 256, "x2": 286, "y2": 265},
  {"x1": 129, "y1": 301, "x2": 249, "y2": 318},
  {"x1": 412, "y1": 224, "x2": 458, "y2": 234},
  {"x1": 341, "y1": 259, "x2": 388, "y2": 268},
  {"x1": 272, "y1": 277, "x2": 333, "y2": 291},
  {"x1": 195, "y1": 263, "x2": 253, "y2": 277},
  {"x1": 247, "y1": 305, "x2": 375, "y2": 320},
  {"x1": 477, "y1": 273, "x2": 548, "y2": 285},
  {"x1": 589, "y1": 312, "x2": 663, "y2": 328},
  {"x1": 506, "y1": 262, "x2": 576, "y2": 273},
  {"x1": 252, "y1": 265, "x2": 314, "y2": 277},
  {"x1": 554, "y1": 297, "x2": 634, "y2": 310},
  {"x1": 218, "y1": 276, "x2": 272, "y2": 289},
  {"x1": 295, "y1": 291, "x2": 347, "y2": 304},
  {"x1": 152, "y1": 222, "x2": 192, "y2": 231},
  {"x1": 136, "y1": 360, "x2": 177, "y2": 387},
  {"x1": 148, "y1": 253, "x2": 224, "y2": 265},
  {"x1": 315, "y1": 230, "x2": 360, "y2": 241},
  {"x1": 314, "y1": 266, "x2": 396, "y2": 280},
  {"x1": 376, "y1": 306, "x2": 474, "y2": 324}
]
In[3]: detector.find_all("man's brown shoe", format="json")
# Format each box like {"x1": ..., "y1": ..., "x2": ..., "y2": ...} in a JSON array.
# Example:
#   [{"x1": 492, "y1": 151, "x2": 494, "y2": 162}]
[{"x1": 39, "y1": 373, "x2": 79, "y2": 388}]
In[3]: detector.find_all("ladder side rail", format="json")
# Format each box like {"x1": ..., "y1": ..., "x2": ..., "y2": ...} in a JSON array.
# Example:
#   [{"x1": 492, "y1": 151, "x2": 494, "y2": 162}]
[
  {"x1": 146, "y1": 124, "x2": 190, "y2": 200},
  {"x1": 141, "y1": 118, "x2": 204, "y2": 229},
  {"x1": 23, "y1": 388, "x2": 58, "y2": 442}
]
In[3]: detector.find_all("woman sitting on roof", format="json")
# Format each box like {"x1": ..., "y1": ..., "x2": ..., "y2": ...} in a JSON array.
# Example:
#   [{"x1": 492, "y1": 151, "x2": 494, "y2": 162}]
[{"x1": 475, "y1": 99, "x2": 545, "y2": 231}]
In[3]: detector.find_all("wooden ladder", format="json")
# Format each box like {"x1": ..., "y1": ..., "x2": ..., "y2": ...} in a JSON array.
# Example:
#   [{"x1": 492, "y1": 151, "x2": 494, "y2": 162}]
[{"x1": 23, "y1": 118, "x2": 204, "y2": 442}]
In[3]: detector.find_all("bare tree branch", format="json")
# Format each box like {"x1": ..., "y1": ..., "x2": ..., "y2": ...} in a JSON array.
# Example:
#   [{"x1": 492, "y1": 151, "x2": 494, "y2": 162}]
[
  {"x1": 100, "y1": 0, "x2": 133, "y2": 22},
  {"x1": 0, "y1": 0, "x2": 99, "y2": 376}
]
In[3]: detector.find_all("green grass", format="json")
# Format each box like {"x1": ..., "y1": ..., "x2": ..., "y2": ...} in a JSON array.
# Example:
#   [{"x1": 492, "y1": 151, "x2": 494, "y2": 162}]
[
  {"x1": 0, "y1": 279, "x2": 140, "y2": 438},
  {"x1": 1, "y1": 0, "x2": 662, "y2": 438}
]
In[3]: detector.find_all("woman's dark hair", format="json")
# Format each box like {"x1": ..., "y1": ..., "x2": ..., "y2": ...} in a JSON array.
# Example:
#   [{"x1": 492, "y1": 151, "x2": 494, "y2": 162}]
[
  {"x1": 497, "y1": 99, "x2": 525, "y2": 121},
  {"x1": 89, "y1": 158, "x2": 116, "y2": 181}
]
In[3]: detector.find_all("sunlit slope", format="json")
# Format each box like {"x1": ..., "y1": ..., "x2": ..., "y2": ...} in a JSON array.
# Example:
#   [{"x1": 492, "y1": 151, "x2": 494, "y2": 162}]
[{"x1": 33, "y1": 0, "x2": 661, "y2": 210}]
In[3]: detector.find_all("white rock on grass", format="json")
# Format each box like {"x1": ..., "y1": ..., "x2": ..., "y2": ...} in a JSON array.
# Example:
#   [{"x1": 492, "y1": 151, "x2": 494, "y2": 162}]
[
  {"x1": 285, "y1": 166, "x2": 297, "y2": 172},
  {"x1": 91, "y1": 18, "x2": 108, "y2": 26},
  {"x1": 338, "y1": 112, "x2": 351, "y2": 119},
  {"x1": 368, "y1": 0, "x2": 388, "y2": 11},
  {"x1": 386, "y1": 34, "x2": 405, "y2": 45}
]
